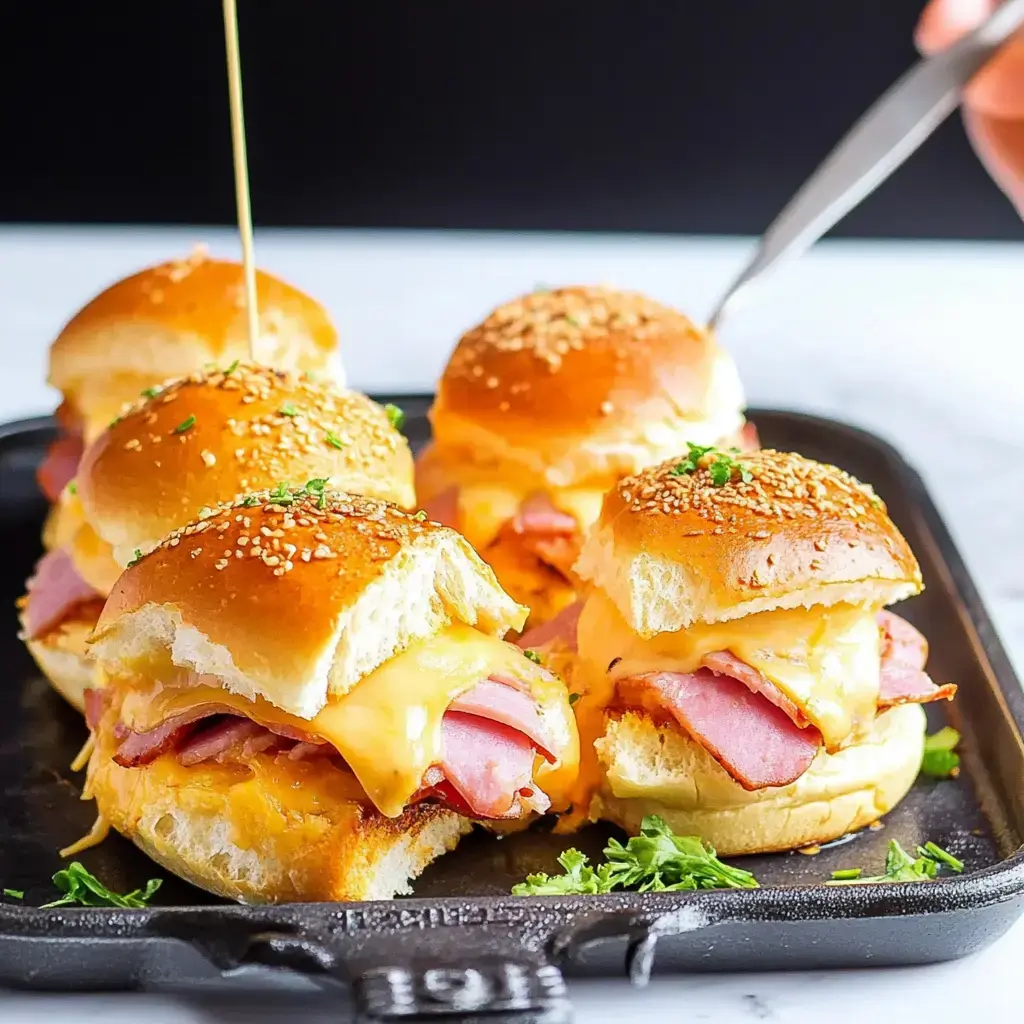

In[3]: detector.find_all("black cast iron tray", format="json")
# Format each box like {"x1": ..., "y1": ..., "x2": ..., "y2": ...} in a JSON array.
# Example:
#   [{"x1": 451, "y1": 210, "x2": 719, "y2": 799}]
[{"x1": 1, "y1": 399, "x2": 1023, "y2": 1020}]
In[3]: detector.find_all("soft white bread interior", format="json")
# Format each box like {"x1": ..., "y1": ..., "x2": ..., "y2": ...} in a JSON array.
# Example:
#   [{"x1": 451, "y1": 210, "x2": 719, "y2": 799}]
[
  {"x1": 76, "y1": 364, "x2": 415, "y2": 571},
  {"x1": 48, "y1": 249, "x2": 342, "y2": 441},
  {"x1": 91, "y1": 493, "x2": 528, "y2": 719},
  {"x1": 592, "y1": 703, "x2": 925, "y2": 855},
  {"x1": 23, "y1": 609, "x2": 101, "y2": 712},
  {"x1": 86, "y1": 725, "x2": 472, "y2": 903},
  {"x1": 575, "y1": 449, "x2": 922, "y2": 635}
]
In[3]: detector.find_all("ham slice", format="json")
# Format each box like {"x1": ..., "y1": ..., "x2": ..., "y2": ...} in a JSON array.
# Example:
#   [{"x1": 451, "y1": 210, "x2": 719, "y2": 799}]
[
  {"x1": 701, "y1": 650, "x2": 812, "y2": 728},
  {"x1": 436, "y1": 711, "x2": 544, "y2": 818},
  {"x1": 878, "y1": 611, "x2": 957, "y2": 705},
  {"x1": 177, "y1": 719, "x2": 266, "y2": 767},
  {"x1": 37, "y1": 435, "x2": 84, "y2": 503},
  {"x1": 84, "y1": 687, "x2": 110, "y2": 731},
  {"x1": 449, "y1": 678, "x2": 556, "y2": 760},
  {"x1": 511, "y1": 493, "x2": 577, "y2": 536},
  {"x1": 516, "y1": 600, "x2": 583, "y2": 653},
  {"x1": 22, "y1": 548, "x2": 102, "y2": 640},
  {"x1": 421, "y1": 486, "x2": 460, "y2": 529},
  {"x1": 739, "y1": 420, "x2": 760, "y2": 452},
  {"x1": 617, "y1": 670, "x2": 821, "y2": 790}
]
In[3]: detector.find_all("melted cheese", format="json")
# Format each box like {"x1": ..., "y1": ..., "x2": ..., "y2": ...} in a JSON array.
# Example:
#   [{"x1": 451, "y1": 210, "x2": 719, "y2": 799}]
[
  {"x1": 559, "y1": 594, "x2": 882, "y2": 831},
  {"x1": 457, "y1": 483, "x2": 605, "y2": 552},
  {"x1": 119, "y1": 623, "x2": 578, "y2": 818}
]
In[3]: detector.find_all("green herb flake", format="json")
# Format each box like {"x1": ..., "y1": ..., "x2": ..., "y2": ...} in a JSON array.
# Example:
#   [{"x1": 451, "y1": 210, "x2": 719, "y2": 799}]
[
  {"x1": 708, "y1": 456, "x2": 733, "y2": 487},
  {"x1": 384, "y1": 403, "x2": 405, "y2": 431},
  {"x1": 325, "y1": 432, "x2": 345, "y2": 450},
  {"x1": 224, "y1": 359, "x2": 240, "y2": 376},
  {"x1": 67, "y1": 480, "x2": 77, "y2": 495},
  {"x1": 512, "y1": 815, "x2": 757, "y2": 896},
  {"x1": 241, "y1": 495, "x2": 260, "y2": 507},
  {"x1": 826, "y1": 839, "x2": 964, "y2": 886},
  {"x1": 40, "y1": 862, "x2": 162, "y2": 909},
  {"x1": 140, "y1": 386, "x2": 161, "y2": 400},
  {"x1": 564, "y1": 313, "x2": 581, "y2": 328},
  {"x1": 413, "y1": 510, "x2": 428, "y2": 521},
  {"x1": 523, "y1": 649, "x2": 542, "y2": 665},
  {"x1": 127, "y1": 549, "x2": 143, "y2": 567},
  {"x1": 3, "y1": 888, "x2": 24, "y2": 899},
  {"x1": 921, "y1": 727, "x2": 961, "y2": 779},
  {"x1": 301, "y1": 478, "x2": 329, "y2": 508},
  {"x1": 268, "y1": 482, "x2": 294, "y2": 505},
  {"x1": 279, "y1": 402, "x2": 299, "y2": 418},
  {"x1": 173, "y1": 414, "x2": 196, "y2": 435},
  {"x1": 568, "y1": 692, "x2": 582, "y2": 706}
]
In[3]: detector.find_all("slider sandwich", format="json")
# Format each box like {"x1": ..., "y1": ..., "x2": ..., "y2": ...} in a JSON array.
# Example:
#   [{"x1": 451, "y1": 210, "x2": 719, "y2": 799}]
[
  {"x1": 37, "y1": 247, "x2": 341, "y2": 507},
  {"x1": 565, "y1": 448, "x2": 955, "y2": 852},
  {"x1": 21, "y1": 364, "x2": 412, "y2": 711},
  {"x1": 85, "y1": 493, "x2": 579, "y2": 902},
  {"x1": 417, "y1": 286, "x2": 754, "y2": 628}
]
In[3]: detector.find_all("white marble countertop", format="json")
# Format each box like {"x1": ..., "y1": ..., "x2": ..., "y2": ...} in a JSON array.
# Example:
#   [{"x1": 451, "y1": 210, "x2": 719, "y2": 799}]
[{"x1": 1, "y1": 226, "x2": 1022, "y2": 1021}]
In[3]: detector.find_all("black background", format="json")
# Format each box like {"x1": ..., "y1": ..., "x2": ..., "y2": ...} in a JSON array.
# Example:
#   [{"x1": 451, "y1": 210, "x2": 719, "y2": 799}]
[{"x1": 2, "y1": 1, "x2": 1021, "y2": 238}]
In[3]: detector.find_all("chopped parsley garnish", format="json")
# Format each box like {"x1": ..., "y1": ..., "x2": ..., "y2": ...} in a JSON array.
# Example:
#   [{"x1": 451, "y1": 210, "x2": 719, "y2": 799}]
[
  {"x1": 173, "y1": 414, "x2": 196, "y2": 435},
  {"x1": 325, "y1": 431, "x2": 345, "y2": 450},
  {"x1": 241, "y1": 495, "x2": 260, "y2": 507},
  {"x1": 384, "y1": 403, "x2": 405, "y2": 431},
  {"x1": 413, "y1": 509, "x2": 428, "y2": 521},
  {"x1": 669, "y1": 443, "x2": 752, "y2": 486},
  {"x1": 279, "y1": 402, "x2": 298, "y2": 417},
  {"x1": 3, "y1": 888, "x2": 24, "y2": 899},
  {"x1": 127, "y1": 549, "x2": 143, "y2": 567},
  {"x1": 512, "y1": 815, "x2": 757, "y2": 896},
  {"x1": 40, "y1": 862, "x2": 162, "y2": 909},
  {"x1": 224, "y1": 359, "x2": 240, "y2": 375},
  {"x1": 568, "y1": 692, "x2": 582, "y2": 706},
  {"x1": 140, "y1": 386, "x2": 161, "y2": 400},
  {"x1": 564, "y1": 313, "x2": 581, "y2": 327},
  {"x1": 827, "y1": 839, "x2": 964, "y2": 885},
  {"x1": 921, "y1": 727, "x2": 960, "y2": 779},
  {"x1": 300, "y1": 478, "x2": 329, "y2": 508},
  {"x1": 268, "y1": 482, "x2": 293, "y2": 505},
  {"x1": 67, "y1": 480, "x2": 77, "y2": 495},
  {"x1": 523, "y1": 649, "x2": 542, "y2": 665}
]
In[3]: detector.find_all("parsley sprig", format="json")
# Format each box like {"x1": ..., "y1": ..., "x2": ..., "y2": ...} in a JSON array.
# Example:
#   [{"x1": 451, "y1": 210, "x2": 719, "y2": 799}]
[
  {"x1": 40, "y1": 862, "x2": 162, "y2": 909},
  {"x1": 512, "y1": 815, "x2": 758, "y2": 896},
  {"x1": 262, "y1": 479, "x2": 330, "y2": 509},
  {"x1": 828, "y1": 839, "x2": 964, "y2": 885},
  {"x1": 669, "y1": 443, "x2": 752, "y2": 486},
  {"x1": 921, "y1": 727, "x2": 961, "y2": 779},
  {"x1": 383, "y1": 403, "x2": 405, "y2": 431}
]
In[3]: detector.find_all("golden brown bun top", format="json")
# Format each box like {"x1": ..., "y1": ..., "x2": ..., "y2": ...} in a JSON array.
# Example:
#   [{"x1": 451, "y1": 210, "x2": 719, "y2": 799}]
[
  {"x1": 47, "y1": 249, "x2": 340, "y2": 436},
  {"x1": 76, "y1": 364, "x2": 414, "y2": 566},
  {"x1": 576, "y1": 448, "x2": 923, "y2": 631},
  {"x1": 429, "y1": 287, "x2": 745, "y2": 486},
  {"x1": 94, "y1": 492, "x2": 526, "y2": 712}
]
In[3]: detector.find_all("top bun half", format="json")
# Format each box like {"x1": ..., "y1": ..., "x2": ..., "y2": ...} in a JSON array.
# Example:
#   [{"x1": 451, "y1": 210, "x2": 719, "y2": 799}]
[
  {"x1": 76, "y1": 364, "x2": 415, "y2": 569},
  {"x1": 429, "y1": 286, "x2": 747, "y2": 489},
  {"x1": 92, "y1": 493, "x2": 527, "y2": 718},
  {"x1": 575, "y1": 448, "x2": 922, "y2": 635},
  {"x1": 48, "y1": 249, "x2": 341, "y2": 439}
]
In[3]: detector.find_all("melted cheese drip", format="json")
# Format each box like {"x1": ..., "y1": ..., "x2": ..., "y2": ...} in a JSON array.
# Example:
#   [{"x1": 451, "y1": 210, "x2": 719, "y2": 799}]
[
  {"x1": 457, "y1": 483, "x2": 605, "y2": 552},
  {"x1": 118, "y1": 623, "x2": 578, "y2": 818},
  {"x1": 561, "y1": 594, "x2": 882, "y2": 830}
]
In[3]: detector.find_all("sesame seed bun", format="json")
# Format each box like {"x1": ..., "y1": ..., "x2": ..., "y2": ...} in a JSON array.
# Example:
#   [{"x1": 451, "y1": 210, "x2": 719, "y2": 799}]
[
  {"x1": 591, "y1": 703, "x2": 925, "y2": 855},
  {"x1": 575, "y1": 449, "x2": 922, "y2": 635},
  {"x1": 85, "y1": 713, "x2": 472, "y2": 902},
  {"x1": 91, "y1": 493, "x2": 527, "y2": 719},
  {"x1": 47, "y1": 248, "x2": 342, "y2": 441},
  {"x1": 428, "y1": 286, "x2": 747, "y2": 489},
  {"x1": 76, "y1": 364, "x2": 415, "y2": 572}
]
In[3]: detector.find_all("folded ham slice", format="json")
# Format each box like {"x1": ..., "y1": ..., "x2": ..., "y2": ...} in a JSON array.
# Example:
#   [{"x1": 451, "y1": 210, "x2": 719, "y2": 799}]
[
  {"x1": 878, "y1": 611, "x2": 957, "y2": 705},
  {"x1": 22, "y1": 548, "x2": 102, "y2": 640},
  {"x1": 109, "y1": 676, "x2": 555, "y2": 819},
  {"x1": 511, "y1": 493, "x2": 578, "y2": 537},
  {"x1": 701, "y1": 650, "x2": 812, "y2": 729},
  {"x1": 516, "y1": 600, "x2": 583, "y2": 653},
  {"x1": 617, "y1": 670, "x2": 821, "y2": 790},
  {"x1": 37, "y1": 435, "x2": 84, "y2": 503}
]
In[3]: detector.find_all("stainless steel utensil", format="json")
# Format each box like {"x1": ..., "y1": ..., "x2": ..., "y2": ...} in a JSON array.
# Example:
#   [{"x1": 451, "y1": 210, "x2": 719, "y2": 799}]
[{"x1": 708, "y1": 0, "x2": 1024, "y2": 331}]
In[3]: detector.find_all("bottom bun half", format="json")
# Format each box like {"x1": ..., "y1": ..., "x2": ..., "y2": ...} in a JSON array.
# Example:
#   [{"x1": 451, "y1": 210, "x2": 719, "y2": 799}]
[
  {"x1": 591, "y1": 703, "x2": 925, "y2": 855},
  {"x1": 24, "y1": 608, "x2": 101, "y2": 713},
  {"x1": 87, "y1": 730, "x2": 472, "y2": 903}
]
